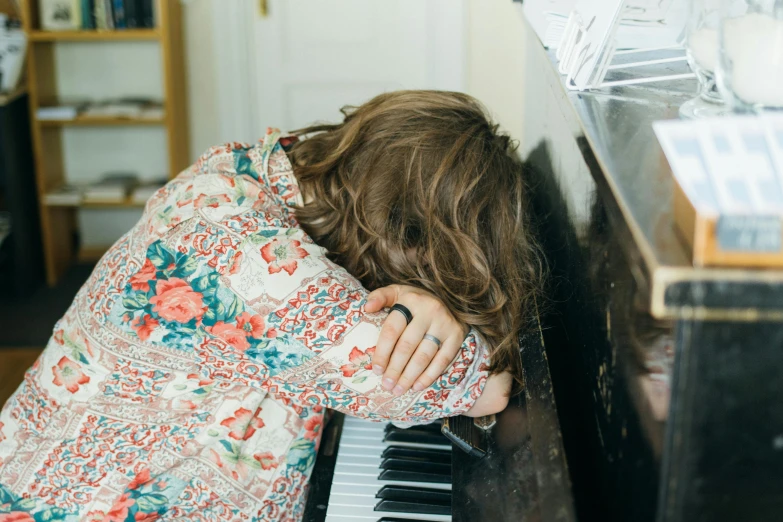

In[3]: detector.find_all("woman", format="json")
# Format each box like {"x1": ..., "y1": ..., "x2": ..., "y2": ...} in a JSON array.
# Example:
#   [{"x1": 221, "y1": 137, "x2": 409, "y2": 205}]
[{"x1": 0, "y1": 91, "x2": 541, "y2": 521}]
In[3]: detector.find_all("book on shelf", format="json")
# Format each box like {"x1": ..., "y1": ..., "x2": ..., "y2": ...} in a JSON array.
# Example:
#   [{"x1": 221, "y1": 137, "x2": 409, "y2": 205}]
[
  {"x1": 139, "y1": 0, "x2": 154, "y2": 28},
  {"x1": 102, "y1": 0, "x2": 114, "y2": 29},
  {"x1": 80, "y1": 98, "x2": 164, "y2": 119},
  {"x1": 44, "y1": 184, "x2": 83, "y2": 206},
  {"x1": 123, "y1": 0, "x2": 136, "y2": 28},
  {"x1": 111, "y1": 0, "x2": 125, "y2": 29},
  {"x1": 39, "y1": 0, "x2": 156, "y2": 31},
  {"x1": 80, "y1": 0, "x2": 94, "y2": 29},
  {"x1": 39, "y1": 0, "x2": 81, "y2": 31},
  {"x1": 37, "y1": 98, "x2": 164, "y2": 121},
  {"x1": 131, "y1": 179, "x2": 166, "y2": 205},
  {"x1": 83, "y1": 172, "x2": 139, "y2": 203},
  {"x1": 93, "y1": 0, "x2": 108, "y2": 30}
]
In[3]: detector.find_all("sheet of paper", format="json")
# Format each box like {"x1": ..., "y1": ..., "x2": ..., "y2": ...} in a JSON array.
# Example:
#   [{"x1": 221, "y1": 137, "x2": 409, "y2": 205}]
[{"x1": 559, "y1": 0, "x2": 626, "y2": 90}]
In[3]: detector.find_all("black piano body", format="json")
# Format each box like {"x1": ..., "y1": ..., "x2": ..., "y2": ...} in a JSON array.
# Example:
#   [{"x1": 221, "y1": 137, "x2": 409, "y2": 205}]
[{"x1": 519, "y1": 12, "x2": 783, "y2": 522}]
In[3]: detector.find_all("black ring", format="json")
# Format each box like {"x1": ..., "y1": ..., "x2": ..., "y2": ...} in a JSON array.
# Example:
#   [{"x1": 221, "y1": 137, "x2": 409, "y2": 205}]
[{"x1": 390, "y1": 304, "x2": 413, "y2": 325}]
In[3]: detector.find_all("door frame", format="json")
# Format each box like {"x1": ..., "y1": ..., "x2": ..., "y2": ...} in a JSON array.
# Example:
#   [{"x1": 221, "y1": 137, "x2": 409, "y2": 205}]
[{"x1": 209, "y1": 0, "x2": 468, "y2": 143}]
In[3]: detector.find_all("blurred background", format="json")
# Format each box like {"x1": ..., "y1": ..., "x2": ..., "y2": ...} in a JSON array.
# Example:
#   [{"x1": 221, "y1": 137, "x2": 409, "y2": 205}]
[{"x1": 0, "y1": 0, "x2": 528, "y2": 403}]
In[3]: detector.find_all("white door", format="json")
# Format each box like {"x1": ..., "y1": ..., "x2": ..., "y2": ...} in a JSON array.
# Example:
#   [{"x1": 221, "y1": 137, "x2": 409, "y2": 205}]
[{"x1": 210, "y1": 0, "x2": 467, "y2": 142}]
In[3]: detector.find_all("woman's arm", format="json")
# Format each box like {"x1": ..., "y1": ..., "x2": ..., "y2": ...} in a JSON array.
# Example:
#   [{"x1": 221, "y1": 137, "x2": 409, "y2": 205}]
[
  {"x1": 258, "y1": 236, "x2": 491, "y2": 425},
  {"x1": 465, "y1": 371, "x2": 512, "y2": 417}
]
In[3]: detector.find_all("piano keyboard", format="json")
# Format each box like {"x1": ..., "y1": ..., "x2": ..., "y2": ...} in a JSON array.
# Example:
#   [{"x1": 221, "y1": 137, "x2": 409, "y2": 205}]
[{"x1": 325, "y1": 416, "x2": 454, "y2": 522}]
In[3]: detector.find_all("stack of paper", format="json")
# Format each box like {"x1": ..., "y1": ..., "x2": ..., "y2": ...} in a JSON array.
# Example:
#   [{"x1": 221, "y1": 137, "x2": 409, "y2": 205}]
[
  {"x1": 44, "y1": 185, "x2": 83, "y2": 206},
  {"x1": 131, "y1": 180, "x2": 166, "y2": 205},
  {"x1": 83, "y1": 173, "x2": 139, "y2": 204},
  {"x1": 37, "y1": 101, "x2": 87, "y2": 121}
]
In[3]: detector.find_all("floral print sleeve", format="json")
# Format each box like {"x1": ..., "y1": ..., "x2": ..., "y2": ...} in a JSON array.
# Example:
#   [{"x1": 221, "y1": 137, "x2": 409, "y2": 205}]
[{"x1": 0, "y1": 129, "x2": 488, "y2": 522}]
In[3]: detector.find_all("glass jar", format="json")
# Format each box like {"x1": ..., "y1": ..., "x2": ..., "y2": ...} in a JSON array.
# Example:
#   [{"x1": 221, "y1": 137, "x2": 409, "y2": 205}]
[
  {"x1": 717, "y1": 0, "x2": 783, "y2": 112},
  {"x1": 681, "y1": 0, "x2": 727, "y2": 118}
]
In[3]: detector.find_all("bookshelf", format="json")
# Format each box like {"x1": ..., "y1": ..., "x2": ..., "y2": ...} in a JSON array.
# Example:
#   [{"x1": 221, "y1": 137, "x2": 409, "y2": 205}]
[
  {"x1": 38, "y1": 115, "x2": 166, "y2": 127},
  {"x1": 28, "y1": 29, "x2": 161, "y2": 41},
  {"x1": 20, "y1": 0, "x2": 190, "y2": 285}
]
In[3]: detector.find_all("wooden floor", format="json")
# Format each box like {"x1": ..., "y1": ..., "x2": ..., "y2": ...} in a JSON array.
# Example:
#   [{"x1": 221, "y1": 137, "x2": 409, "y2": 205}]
[{"x1": 0, "y1": 349, "x2": 42, "y2": 406}]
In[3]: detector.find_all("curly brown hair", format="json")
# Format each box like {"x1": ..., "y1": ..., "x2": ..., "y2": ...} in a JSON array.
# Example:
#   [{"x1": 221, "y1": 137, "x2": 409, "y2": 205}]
[{"x1": 287, "y1": 90, "x2": 543, "y2": 394}]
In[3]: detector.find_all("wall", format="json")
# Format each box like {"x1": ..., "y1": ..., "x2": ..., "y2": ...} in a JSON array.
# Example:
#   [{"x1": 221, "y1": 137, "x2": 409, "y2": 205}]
[
  {"x1": 182, "y1": 0, "x2": 219, "y2": 160},
  {"x1": 182, "y1": 0, "x2": 530, "y2": 158},
  {"x1": 466, "y1": 0, "x2": 527, "y2": 145}
]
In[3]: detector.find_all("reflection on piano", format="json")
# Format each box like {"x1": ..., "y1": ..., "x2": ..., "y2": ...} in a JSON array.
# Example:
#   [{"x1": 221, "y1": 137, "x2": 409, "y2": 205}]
[{"x1": 303, "y1": 324, "x2": 576, "y2": 522}]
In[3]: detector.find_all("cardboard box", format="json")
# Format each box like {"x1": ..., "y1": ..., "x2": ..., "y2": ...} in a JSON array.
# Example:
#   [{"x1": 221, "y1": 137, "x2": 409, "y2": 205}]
[{"x1": 673, "y1": 175, "x2": 783, "y2": 268}]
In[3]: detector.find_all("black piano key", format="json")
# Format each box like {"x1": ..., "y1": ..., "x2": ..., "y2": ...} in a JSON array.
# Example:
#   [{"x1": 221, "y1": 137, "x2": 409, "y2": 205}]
[
  {"x1": 381, "y1": 446, "x2": 451, "y2": 464},
  {"x1": 381, "y1": 457, "x2": 451, "y2": 476},
  {"x1": 383, "y1": 427, "x2": 450, "y2": 446},
  {"x1": 378, "y1": 469, "x2": 451, "y2": 484},
  {"x1": 375, "y1": 499, "x2": 451, "y2": 516},
  {"x1": 375, "y1": 485, "x2": 451, "y2": 506}
]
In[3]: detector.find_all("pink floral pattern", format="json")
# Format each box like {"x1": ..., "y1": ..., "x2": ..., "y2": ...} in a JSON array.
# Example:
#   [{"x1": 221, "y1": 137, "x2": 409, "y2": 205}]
[
  {"x1": 340, "y1": 346, "x2": 376, "y2": 377},
  {"x1": 220, "y1": 407, "x2": 266, "y2": 441},
  {"x1": 129, "y1": 259, "x2": 156, "y2": 292},
  {"x1": 131, "y1": 315, "x2": 159, "y2": 341},
  {"x1": 209, "y1": 321, "x2": 251, "y2": 351},
  {"x1": 260, "y1": 238, "x2": 310, "y2": 275},
  {"x1": 149, "y1": 278, "x2": 205, "y2": 323},
  {"x1": 0, "y1": 130, "x2": 489, "y2": 521},
  {"x1": 51, "y1": 356, "x2": 90, "y2": 393}
]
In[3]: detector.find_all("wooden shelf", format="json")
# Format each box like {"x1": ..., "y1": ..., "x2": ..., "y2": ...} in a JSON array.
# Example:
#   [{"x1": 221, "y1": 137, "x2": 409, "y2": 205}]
[
  {"x1": 28, "y1": 29, "x2": 160, "y2": 42},
  {"x1": 38, "y1": 115, "x2": 166, "y2": 127},
  {"x1": 78, "y1": 245, "x2": 110, "y2": 263},
  {"x1": 43, "y1": 196, "x2": 146, "y2": 209},
  {"x1": 81, "y1": 199, "x2": 146, "y2": 209}
]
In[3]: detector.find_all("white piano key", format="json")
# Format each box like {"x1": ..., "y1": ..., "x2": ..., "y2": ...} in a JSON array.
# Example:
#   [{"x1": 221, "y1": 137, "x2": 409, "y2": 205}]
[
  {"x1": 328, "y1": 482, "x2": 383, "y2": 498},
  {"x1": 335, "y1": 454, "x2": 381, "y2": 465},
  {"x1": 325, "y1": 503, "x2": 451, "y2": 522},
  {"x1": 332, "y1": 469, "x2": 452, "y2": 492}
]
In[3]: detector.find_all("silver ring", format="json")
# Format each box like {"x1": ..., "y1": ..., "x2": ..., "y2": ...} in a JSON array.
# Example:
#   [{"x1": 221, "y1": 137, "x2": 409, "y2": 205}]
[{"x1": 423, "y1": 334, "x2": 442, "y2": 348}]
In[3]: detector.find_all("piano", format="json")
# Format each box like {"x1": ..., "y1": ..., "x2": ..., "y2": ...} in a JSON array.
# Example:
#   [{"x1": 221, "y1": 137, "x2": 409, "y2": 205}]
[
  {"x1": 303, "y1": 325, "x2": 577, "y2": 522},
  {"x1": 515, "y1": 6, "x2": 783, "y2": 522}
]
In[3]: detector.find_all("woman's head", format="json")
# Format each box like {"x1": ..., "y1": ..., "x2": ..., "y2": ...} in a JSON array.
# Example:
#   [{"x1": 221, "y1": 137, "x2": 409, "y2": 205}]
[{"x1": 288, "y1": 90, "x2": 543, "y2": 391}]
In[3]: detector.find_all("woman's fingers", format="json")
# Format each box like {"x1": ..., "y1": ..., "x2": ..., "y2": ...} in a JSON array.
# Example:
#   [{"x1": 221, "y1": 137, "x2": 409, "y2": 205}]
[
  {"x1": 412, "y1": 334, "x2": 462, "y2": 392},
  {"x1": 395, "y1": 334, "x2": 444, "y2": 395},
  {"x1": 371, "y1": 309, "x2": 408, "y2": 376},
  {"x1": 381, "y1": 316, "x2": 429, "y2": 394},
  {"x1": 365, "y1": 285, "x2": 400, "y2": 313}
]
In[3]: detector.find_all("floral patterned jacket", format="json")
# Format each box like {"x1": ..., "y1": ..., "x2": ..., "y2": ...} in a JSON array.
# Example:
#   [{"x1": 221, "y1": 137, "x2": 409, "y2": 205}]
[{"x1": 0, "y1": 130, "x2": 490, "y2": 521}]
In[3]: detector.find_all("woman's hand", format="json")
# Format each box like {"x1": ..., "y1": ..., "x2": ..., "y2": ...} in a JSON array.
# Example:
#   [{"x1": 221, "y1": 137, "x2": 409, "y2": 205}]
[{"x1": 364, "y1": 284, "x2": 468, "y2": 397}]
